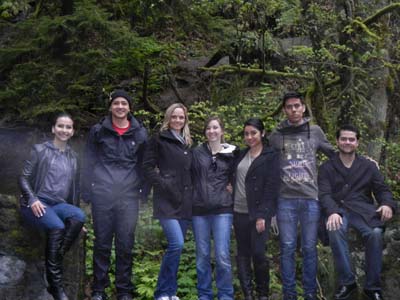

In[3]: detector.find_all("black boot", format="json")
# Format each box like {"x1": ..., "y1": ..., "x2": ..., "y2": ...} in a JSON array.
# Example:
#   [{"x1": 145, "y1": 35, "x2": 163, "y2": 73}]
[
  {"x1": 60, "y1": 218, "x2": 84, "y2": 255},
  {"x1": 46, "y1": 229, "x2": 69, "y2": 300},
  {"x1": 237, "y1": 256, "x2": 254, "y2": 300},
  {"x1": 254, "y1": 255, "x2": 269, "y2": 300}
]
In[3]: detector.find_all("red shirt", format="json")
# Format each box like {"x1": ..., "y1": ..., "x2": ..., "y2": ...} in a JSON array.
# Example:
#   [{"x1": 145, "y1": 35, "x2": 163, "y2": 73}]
[{"x1": 112, "y1": 121, "x2": 130, "y2": 136}]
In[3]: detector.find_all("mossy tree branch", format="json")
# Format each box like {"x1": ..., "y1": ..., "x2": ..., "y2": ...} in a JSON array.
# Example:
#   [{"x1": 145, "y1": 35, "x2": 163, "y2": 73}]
[
  {"x1": 363, "y1": 3, "x2": 400, "y2": 26},
  {"x1": 199, "y1": 65, "x2": 313, "y2": 80}
]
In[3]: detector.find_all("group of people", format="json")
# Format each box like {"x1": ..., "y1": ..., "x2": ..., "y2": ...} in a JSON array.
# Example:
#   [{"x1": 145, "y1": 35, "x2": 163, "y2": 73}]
[{"x1": 19, "y1": 90, "x2": 396, "y2": 300}]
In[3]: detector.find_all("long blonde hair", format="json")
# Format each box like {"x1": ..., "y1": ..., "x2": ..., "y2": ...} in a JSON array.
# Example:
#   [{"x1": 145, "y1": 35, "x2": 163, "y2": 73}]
[{"x1": 160, "y1": 103, "x2": 192, "y2": 146}]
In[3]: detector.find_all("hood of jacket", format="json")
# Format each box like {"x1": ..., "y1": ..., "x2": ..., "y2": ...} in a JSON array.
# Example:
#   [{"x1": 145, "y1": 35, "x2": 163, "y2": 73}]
[
  {"x1": 277, "y1": 117, "x2": 311, "y2": 135},
  {"x1": 219, "y1": 143, "x2": 236, "y2": 154}
]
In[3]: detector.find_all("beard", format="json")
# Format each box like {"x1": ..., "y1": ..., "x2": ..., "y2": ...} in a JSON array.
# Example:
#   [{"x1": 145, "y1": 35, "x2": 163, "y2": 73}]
[{"x1": 338, "y1": 146, "x2": 356, "y2": 155}]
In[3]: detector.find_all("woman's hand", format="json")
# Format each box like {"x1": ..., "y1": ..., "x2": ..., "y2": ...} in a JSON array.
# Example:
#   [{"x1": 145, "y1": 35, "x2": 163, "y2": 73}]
[
  {"x1": 31, "y1": 200, "x2": 46, "y2": 218},
  {"x1": 256, "y1": 218, "x2": 265, "y2": 233},
  {"x1": 226, "y1": 183, "x2": 233, "y2": 194}
]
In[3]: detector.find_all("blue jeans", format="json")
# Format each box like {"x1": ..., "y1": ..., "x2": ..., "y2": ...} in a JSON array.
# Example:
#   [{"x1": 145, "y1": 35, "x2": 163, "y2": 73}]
[
  {"x1": 21, "y1": 201, "x2": 85, "y2": 230},
  {"x1": 328, "y1": 210, "x2": 383, "y2": 291},
  {"x1": 277, "y1": 198, "x2": 320, "y2": 298},
  {"x1": 154, "y1": 218, "x2": 189, "y2": 299},
  {"x1": 192, "y1": 214, "x2": 234, "y2": 300}
]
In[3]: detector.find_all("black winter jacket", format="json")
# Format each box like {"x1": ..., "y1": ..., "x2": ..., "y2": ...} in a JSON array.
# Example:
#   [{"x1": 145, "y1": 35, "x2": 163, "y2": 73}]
[
  {"x1": 232, "y1": 145, "x2": 280, "y2": 221},
  {"x1": 143, "y1": 130, "x2": 192, "y2": 219},
  {"x1": 19, "y1": 141, "x2": 79, "y2": 207},
  {"x1": 191, "y1": 143, "x2": 237, "y2": 215},
  {"x1": 319, "y1": 153, "x2": 397, "y2": 227},
  {"x1": 81, "y1": 114, "x2": 147, "y2": 206}
]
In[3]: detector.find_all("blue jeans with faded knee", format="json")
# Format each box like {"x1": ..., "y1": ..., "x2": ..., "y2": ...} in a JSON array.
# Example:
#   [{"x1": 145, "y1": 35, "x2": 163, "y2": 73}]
[
  {"x1": 277, "y1": 198, "x2": 320, "y2": 298},
  {"x1": 328, "y1": 210, "x2": 383, "y2": 291},
  {"x1": 21, "y1": 201, "x2": 85, "y2": 231},
  {"x1": 154, "y1": 218, "x2": 189, "y2": 299},
  {"x1": 192, "y1": 213, "x2": 234, "y2": 300}
]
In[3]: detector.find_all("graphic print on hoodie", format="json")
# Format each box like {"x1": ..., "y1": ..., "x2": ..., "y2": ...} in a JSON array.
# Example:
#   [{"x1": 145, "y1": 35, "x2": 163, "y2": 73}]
[{"x1": 268, "y1": 118, "x2": 334, "y2": 200}]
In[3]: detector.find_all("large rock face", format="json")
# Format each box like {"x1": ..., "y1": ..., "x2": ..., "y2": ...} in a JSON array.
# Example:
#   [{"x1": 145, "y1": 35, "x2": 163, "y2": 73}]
[{"x1": 0, "y1": 194, "x2": 85, "y2": 300}]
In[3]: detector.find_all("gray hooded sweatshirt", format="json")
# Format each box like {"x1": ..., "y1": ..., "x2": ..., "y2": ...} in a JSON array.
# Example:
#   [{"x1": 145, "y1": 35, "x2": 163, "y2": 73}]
[{"x1": 268, "y1": 117, "x2": 334, "y2": 200}]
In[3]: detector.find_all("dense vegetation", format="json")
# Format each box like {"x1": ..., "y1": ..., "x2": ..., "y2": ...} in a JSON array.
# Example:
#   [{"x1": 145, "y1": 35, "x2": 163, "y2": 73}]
[{"x1": 1, "y1": 1, "x2": 400, "y2": 299}]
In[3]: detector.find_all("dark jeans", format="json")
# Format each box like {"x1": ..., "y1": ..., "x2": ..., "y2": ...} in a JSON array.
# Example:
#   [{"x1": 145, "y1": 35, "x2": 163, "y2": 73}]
[
  {"x1": 233, "y1": 212, "x2": 270, "y2": 295},
  {"x1": 328, "y1": 210, "x2": 383, "y2": 291},
  {"x1": 233, "y1": 212, "x2": 270, "y2": 258},
  {"x1": 21, "y1": 202, "x2": 85, "y2": 230},
  {"x1": 91, "y1": 199, "x2": 139, "y2": 298},
  {"x1": 276, "y1": 198, "x2": 320, "y2": 298}
]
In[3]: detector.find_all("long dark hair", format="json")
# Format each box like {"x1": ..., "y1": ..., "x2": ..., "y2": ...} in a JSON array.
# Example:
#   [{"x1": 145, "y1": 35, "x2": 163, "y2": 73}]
[
  {"x1": 243, "y1": 117, "x2": 266, "y2": 143},
  {"x1": 53, "y1": 112, "x2": 73, "y2": 126}
]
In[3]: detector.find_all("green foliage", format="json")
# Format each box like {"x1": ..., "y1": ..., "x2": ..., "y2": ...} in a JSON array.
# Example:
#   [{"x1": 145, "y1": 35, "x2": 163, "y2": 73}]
[
  {"x1": 382, "y1": 142, "x2": 400, "y2": 200},
  {"x1": 0, "y1": 0, "x2": 30, "y2": 19},
  {"x1": 0, "y1": 0, "x2": 173, "y2": 128},
  {"x1": 189, "y1": 81, "x2": 280, "y2": 147}
]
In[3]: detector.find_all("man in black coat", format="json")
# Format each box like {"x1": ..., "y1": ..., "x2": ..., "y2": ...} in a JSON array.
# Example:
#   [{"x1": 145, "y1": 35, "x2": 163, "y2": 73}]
[
  {"x1": 318, "y1": 124, "x2": 396, "y2": 300},
  {"x1": 81, "y1": 90, "x2": 147, "y2": 300}
]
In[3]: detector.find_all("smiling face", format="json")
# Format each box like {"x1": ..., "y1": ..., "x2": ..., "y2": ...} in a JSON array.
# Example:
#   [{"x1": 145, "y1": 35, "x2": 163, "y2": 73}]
[
  {"x1": 244, "y1": 125, "x2": 263, "y2": 149},
  {"x1": 52, "y1": 116, "x2": 74, "y2": 143},
  {"x1": 205, "y1": 119, "x2": 223, "y2": 143},
  {"x1": 168, "y1": 107, "x2": 186, "y2": 133},
  {"x1": 337, "y1": 130, "x2": 359, "y2": 155},
  {"x1": 109, "y1": 97, "x2": 130, "y2": 120},
  {"x1": 283, "y1": 97, "x2": 306, "y2": 125}
]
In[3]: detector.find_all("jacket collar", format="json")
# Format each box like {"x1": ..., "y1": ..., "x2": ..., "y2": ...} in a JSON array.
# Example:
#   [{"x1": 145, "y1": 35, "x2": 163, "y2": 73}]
[
  {"x1": 238, "y1": 144, "x2": 274, "y2": 172},
  {"x1": 200, "y1": 142, "x2": 237, "y2": 157},
  {"x1": 331, "y1": 152, "x2": 363, "y2": 181},
  {"x1": 159, "y1": 129, "x2": 188, "y2": 145},
  {"x1": 44, "y1": 141, "x2": 73, "y2": 154},
  {"x1": 101, "y1": 114, "x2": 140, "y2": 135}
]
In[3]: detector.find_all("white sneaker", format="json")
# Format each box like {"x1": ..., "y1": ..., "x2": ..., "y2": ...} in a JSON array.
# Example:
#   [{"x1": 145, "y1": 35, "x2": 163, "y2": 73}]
[
  {"x1": 156, "y1": 297, "x2": 170, "y2": 300},
  {"x1": 171, "y1": 297, "x2": 180, "y2": 300}
]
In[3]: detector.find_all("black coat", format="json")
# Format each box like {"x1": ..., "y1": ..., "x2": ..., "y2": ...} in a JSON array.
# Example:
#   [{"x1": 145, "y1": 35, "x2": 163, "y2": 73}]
[
  {"x1": 142, "y1": 130, "x2": 192, "y2": 219},
  {"x1": 19, "y1": 141, "x2": 79, "y2": 207},
  {"x1": 191, "y1": 143, "x2": 237, "y2": 215},
  {"x1": 81, "y1": 114, "x2": 148, "y2": 207},
  {"x1": 232, "y1": 145, "x2": 280, "y2": 221},
  {"x1": 319, "y1": 153, "x2": 397, "y2": 227}
]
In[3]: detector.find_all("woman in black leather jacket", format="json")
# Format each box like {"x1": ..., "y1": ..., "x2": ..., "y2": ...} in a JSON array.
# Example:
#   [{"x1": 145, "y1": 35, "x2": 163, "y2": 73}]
[
  {"x1": 19, "y1": 113, "x2": 85, "y2": 300},
  {"x1": 232, "y1": 118, "x2": 280, "y2": 300}
]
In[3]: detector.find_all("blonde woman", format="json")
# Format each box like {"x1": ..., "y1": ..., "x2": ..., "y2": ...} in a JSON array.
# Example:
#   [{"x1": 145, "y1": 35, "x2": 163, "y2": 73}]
[{"x1": 143, "y1": 103, "x2": 193, "y2": 300}]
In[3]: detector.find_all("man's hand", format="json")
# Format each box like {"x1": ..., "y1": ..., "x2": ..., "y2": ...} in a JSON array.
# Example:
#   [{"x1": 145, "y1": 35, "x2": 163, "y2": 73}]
[
  {"x1": 31, "y1": 200, "x2": 46, "y2": 218},
  {"x1": 256, "y1": 218, "x2": 265, "y2": 233},
  {"x1": 376, "y1": 205, "x2": 393, "y2": 221},
  {"x1": 326, "y1": 213, "x2": 343, "y2": 231}
]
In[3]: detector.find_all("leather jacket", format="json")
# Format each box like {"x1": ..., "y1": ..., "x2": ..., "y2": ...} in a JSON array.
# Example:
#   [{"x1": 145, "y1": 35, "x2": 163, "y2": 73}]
[{"x1": 19, "y1": 141, "x2": 79, "y2": 207}]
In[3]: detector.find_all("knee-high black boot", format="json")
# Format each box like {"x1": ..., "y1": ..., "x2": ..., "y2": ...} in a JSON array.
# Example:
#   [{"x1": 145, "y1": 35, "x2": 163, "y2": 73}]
[
  {"x1": 60, "y1": 218, "x2": 84, "y2": 255},
  {"x1": 237, "y1": 256, "x2": 254, "y2": 300},
  {"x1": 253, "y1": 255, "x2": 269, "y2": 300},
  {"x1": 46, "y1": 229, "x2": 69, "y2": 300}
]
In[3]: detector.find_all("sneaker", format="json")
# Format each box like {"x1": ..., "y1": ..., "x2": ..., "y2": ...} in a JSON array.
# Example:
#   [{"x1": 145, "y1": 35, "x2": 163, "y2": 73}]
[
  {"x1": 92, "y1": 292, "x2": 107, "y2": 300},
  {"x1": 334, "y1": 283, "x2": 357, "y2": 300},
  {"x1": 364, "y1": 289, "x2": 384, "y2": 300},
  {"x1": 118, "y1": 295, "x2": 133, "y2": 300}
]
